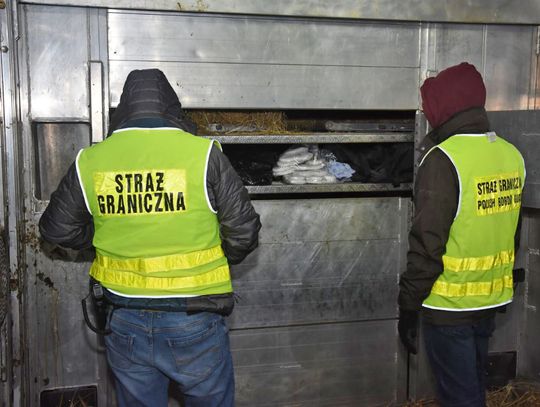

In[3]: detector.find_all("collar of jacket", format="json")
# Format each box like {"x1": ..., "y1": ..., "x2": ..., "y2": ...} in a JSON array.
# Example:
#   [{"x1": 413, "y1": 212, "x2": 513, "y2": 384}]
[
  {"x1": 417, "y1": 107, "x2": 490, "y2": 161},
  {"x1": 109, "y1": 114, "x2": 197, "y2": 136},
  {"x1": 118, "y1": 118, "x2": 180, "y2": 129}
]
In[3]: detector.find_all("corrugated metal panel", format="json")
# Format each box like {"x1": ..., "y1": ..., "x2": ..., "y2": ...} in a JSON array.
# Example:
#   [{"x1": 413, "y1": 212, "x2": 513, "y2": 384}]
[
  {"x1": 25, "y1": 6, "x2": 89, "y2": 118},
  {"x1": 230, "y1": 239, "x2": 399, "y2": 327},
  {"x1": 227, "y1": 198, "x2": 408, "y2": 404},
  {"x1": 110, "y1": 61, "x2": 419, "y2": 109},
  {"x1": 518, "y1": 214, "x2": 540, "y2": 378},
  {"x1": 255, "y1": 199, "x2": 402, "y2": 242},
  {"x1": 108, "y1": 11, "x2": 420, "y2": 109},
  {"x1": 108, "y1": 12, "x2": 537, "y2": 111},
  {"x1": 109, "y1": 13, "x2": 419, "y2": 66},
  {"x1": 21, "y1": 6, "x2": 112, "y2": 407},
  {"x1": 488, "y1": 110, "x2": 540, "y2": 208},
  {"x1": 434, "y1": 24, "x2": 535, "y2": 111},
  {"x1": 33, "y1": 258, "x2": 102, "y2": 387},
  {"x1": 20, "y1": 0, "x2": 540, "y2": 25},
  {"x1": 231, "y1": 320, "x2": 402, "y2": 406},
  {"x1": 228, "y1": 198, "x2": 404, "y2": 328}
]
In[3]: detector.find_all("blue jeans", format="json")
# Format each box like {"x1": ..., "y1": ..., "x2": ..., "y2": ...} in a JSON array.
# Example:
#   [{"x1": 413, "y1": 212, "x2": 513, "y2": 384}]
[
  {"x1": 423, "y1": 316, "x2": 495, "y2": 407},
  {"x1": 104, "y1": 309, "x2": 234, "y2": 407}
]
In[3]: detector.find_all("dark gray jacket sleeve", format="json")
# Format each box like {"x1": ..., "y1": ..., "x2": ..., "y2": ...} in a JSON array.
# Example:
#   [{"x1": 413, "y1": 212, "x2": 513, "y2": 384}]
[
  {"x1": 39, "y1": 162, "x2": 94, "y2": 250},
  {"x1": 206, "y1": 145, "x2": 261, "y2": 265},
  {"x1": 398, "y1": 149, "x2": 458, "y2": 311}
]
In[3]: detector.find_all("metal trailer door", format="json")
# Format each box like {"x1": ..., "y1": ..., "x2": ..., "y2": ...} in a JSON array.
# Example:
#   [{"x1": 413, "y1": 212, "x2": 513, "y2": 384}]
[
  {"x1": 11, "y1": 2, "x2": 540, "y2": 405},
  {"x1": 488, "y1": 110, "x2": 540, "y2": 381},
  {"x1": 0, "y1": 1, "x2": 18, "y2": 406},
  {"x1": 18, "y1": 6, "x2": 415, "y2": 405},
  {"x1": 15, "y1": 4, "x2": 112, "y2": 407}
]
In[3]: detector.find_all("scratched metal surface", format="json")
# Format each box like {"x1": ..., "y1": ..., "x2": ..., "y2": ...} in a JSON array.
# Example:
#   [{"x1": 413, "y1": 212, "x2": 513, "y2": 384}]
[
  {"x1": 20, "y1": 0, "x2": 540, "y2": 24},
  {"x1": 488, "y1": 111, "x2": 540, "y2": 209},
  {"x1": 230, "y1": 320, "x2": 403, "y2": 406},
  {"x1": 16, "y1": 4, "x2": 540, "y2": 406},
  {"x1": 518, "y1": 213, "x2": 540, "y2": 378},
  {"x1": 228, "y1": 198, "x2": 405, "y2": 328},
  {"x1": 224, "y1": 198, "x2": 408, "y2": 405}
]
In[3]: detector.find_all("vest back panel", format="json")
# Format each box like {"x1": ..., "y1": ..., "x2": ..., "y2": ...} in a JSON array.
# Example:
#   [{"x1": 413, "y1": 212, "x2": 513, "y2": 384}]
[
  {"x1": 77, "y1": 128, "x2": 232, "y2": 296},
  {"x1": 77, "y1": 128, "x2": 220, "y2": 259},
  {"x1": 422, "y1": 133, "x2": 525, "y2": 311}
]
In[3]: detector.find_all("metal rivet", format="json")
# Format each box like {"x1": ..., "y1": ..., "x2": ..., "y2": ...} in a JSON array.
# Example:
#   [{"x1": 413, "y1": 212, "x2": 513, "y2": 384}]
[
  {"x1": 0, "y1": 46, "x2": 8, "y2": 53},
  {"x1": 0, "y1": 1, "x2": 5, "y2": 9}
]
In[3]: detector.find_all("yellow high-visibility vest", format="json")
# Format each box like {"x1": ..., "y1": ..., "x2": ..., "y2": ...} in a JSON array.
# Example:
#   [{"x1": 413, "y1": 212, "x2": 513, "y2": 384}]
[
  {"x1": 77, "y1": 127, "x2": 232, "y2": 296},
  {"x1": 422, "y1": 133, "x2": 525, "y2": 311}
]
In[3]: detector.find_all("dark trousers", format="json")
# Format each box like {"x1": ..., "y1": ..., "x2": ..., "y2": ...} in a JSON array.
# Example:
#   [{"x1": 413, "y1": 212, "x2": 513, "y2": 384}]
[
  {"x1": 423, "y1": 315, "x2": 495, "y2": 407},
  {"x1": 105, "y1": 309, "x2": 234, "y2": 407}
]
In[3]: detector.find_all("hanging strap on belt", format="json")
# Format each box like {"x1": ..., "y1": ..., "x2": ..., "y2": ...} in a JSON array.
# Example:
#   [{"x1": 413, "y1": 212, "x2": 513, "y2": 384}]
[
  {"x1": 84, "y1": 279, "x2": 236, "y2": 317},
  {"x1": 81, "y1": 280, "x2": 114, "y2": 336}
]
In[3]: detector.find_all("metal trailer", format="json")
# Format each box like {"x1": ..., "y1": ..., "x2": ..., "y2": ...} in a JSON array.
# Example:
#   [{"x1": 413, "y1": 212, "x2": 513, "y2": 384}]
[{"x1": 0, "y1": 1, "x2": 539, "y2": 406}]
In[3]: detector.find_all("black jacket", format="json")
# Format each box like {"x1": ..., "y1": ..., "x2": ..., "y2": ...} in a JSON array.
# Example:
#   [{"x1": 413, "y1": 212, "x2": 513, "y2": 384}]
[
  {"x1": 398, "y1": 107, "x2": 520, "y2": 325},
  {"x1": 39, "y1": 69, "x2": 261, "y2": 267}
]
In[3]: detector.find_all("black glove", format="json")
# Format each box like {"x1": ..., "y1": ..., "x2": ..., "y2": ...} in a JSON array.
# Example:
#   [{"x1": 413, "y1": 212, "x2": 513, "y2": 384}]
[{"x1": 398, "y1": 309, "x2": 419, "y2": 354}]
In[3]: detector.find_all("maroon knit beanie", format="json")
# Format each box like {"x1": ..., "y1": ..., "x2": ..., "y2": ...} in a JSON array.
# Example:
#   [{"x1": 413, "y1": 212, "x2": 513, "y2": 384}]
[{"x1": 420, "y1": 62, "x2": 486, "y2": 128}]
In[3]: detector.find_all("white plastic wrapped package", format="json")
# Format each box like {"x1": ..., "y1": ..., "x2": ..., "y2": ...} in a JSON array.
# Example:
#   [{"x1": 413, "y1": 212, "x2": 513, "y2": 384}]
[
  {"x1": 296, "y1": 158, "x2": 325, "y2": 170},
  {"x1": 274, "y1": 145, "x2": 337, "y2": 184},
  {"x1": 277, "y1": 152, "x2": 313, "y2": 165},
  {"x1": 283, "y1": 169, "x2": 337, "y2": 185},
  {"x1": 280, "y1": 146, "x2": 309, "y2": 158},
  {"x1": 272, "y1": 165, "x2": 296, "y2": 176},
  {"x1": 302, "y1": 175, "x2": 334, "y2": 184},
  {"x1": 282, "y1": 174, "x2": 306, "y2": 184},
  {"x1": 273, "y1": 146, "x2": 313, "y2": 176}
]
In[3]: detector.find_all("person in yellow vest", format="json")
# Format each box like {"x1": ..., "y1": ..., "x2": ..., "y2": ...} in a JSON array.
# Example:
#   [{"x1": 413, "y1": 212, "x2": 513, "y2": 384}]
[
  {"x1": 39, "y1": 69, "x2": 261, "y2": 407},
  {"x1": 398, "y1": 62, "x2": 525, "y2": 406}
]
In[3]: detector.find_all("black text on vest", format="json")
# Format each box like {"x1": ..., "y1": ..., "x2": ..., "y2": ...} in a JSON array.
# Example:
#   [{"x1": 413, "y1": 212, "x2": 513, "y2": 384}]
[{"x1": 96, "y1": 171, "x2": 187, "y2": 215}]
